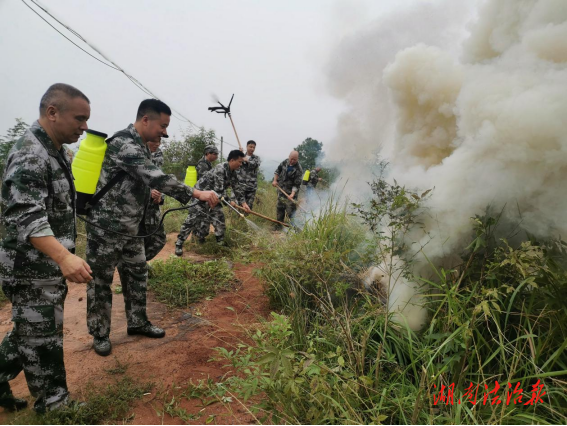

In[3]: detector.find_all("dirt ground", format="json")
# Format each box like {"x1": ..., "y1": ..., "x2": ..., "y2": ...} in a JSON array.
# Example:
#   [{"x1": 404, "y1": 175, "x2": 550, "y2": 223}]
[{"x1": 0, "y1": 233, "x2": 272, "y2": 424}]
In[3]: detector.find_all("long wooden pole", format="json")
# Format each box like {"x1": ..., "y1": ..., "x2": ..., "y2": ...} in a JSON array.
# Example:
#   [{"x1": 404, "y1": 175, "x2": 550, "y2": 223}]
[
  {"x1": 233, "y1": 204, "x2": 290, "y2": 227},
  {"x1": 275, "y1": 184, "x2": 308, "y2": 213},
  {"x1": 228, "y1": 115, "x2": 243, "y2": 150}
]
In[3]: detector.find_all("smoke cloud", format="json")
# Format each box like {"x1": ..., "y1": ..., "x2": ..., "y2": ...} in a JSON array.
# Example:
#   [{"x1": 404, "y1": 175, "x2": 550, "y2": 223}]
[
  {"x1": 326, "y1": 0, "x2": 567, "y2": 261},
  {"x1": 321, "y1": 0, "x2": 567, "y2": 329}
]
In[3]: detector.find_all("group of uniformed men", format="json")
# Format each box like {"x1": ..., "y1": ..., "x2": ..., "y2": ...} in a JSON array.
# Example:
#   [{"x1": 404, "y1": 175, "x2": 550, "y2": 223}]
[{"x1": 0, "y1": 83, "x2": 320, "y2": 413}]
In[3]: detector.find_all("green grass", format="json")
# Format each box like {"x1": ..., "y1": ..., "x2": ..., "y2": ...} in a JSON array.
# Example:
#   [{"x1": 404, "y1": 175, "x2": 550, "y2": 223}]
[
  {"x1": 148, "y1": 257, "x2": 237, "y2": 308},
  {"x1": 5, "y1": 361, "x2": 152, "y2": 425},
  {"x1": 202, "y1": 199, "x2": 567, "y2": 425}
]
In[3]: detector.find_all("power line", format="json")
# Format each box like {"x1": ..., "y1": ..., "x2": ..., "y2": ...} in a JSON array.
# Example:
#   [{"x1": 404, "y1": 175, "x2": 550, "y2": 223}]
[
  {"x1": 22, "y1": 0, "x2": 240, "y2": 148},
  {"x1": 21, "y1": 0, "x2": 120, "y2": 71}
]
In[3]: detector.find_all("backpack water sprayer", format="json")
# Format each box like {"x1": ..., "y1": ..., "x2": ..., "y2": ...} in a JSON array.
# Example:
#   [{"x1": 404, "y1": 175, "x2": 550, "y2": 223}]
[{"x1": 72, "y1": 129, "x2": 108, "y2": 215}]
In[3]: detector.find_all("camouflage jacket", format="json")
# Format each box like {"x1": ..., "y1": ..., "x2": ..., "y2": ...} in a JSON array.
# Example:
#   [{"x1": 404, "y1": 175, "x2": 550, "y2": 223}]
[
  {"x1": 236, "y1": 154, "x2": 261, "y2": 191},
  {"x1": 87, "y1": 124, "x2": 193, "y2": 237},
  {"x1": 0, "y1": 121, "x2": 76, "y2": 280},
  {"x1": 151, "y1": 149, "x2": 165, "y2": 204},
  {"x1": 196, "y1": 162, "x2": 245, "y2": 205},
  {"x1": 196, "y1": 156, "x2": 213, "y2": 180},
  {"x1": 144, "y1": 148, "x2": 165, "y2": 226},
  {"x1": 152, "y1": 148, "x2": 164, "y2": 169},
  {"x1": 274, "y1": 159, "x2": 303, "y2": 199},
  {"x1": 307, "y1": 169, "x2": 319, "y2": 188}
]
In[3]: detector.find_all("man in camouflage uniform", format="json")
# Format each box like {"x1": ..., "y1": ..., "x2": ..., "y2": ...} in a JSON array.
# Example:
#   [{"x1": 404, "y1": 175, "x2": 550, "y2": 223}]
[
  {"x1": 237, "y1": 140, "x2": 261, "y2": 210},
  {"x1": 272, "y1": 150, "x2": 303, "y2": 230},
  {"x1": 140, "y1": 139, "x2": 166, "y2": 261},
  {"x1": 0, "y1": 84, "x2": 93, "y2": 412},
  {"x1": 86, "y1": 99, "x2": 217, "y2": 357},
  {"x1": 306, "y1": 166, "x2": 322, "y2": 196},
  {"x1": 177, "y1": 144, "x2": 218, "y2": 245},
  {"x1": 175, "y1": 150, "x2": 250, "y2": 256},
  {"x1": 196, "y1": 145, "x2": 218, "y2": 180},
  {"x1": 192, "y1": 145, "x2": 222, "y2": 243}
]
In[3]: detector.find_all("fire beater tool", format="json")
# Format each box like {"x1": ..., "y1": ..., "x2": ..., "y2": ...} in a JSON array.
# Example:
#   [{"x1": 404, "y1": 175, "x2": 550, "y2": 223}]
[
  {"x1": 275, "y1": 184, "x2": 308, "y2": 213},
  {"x1": 232, "y1": 204, "x2": 290, "y2": 228},
  {"x1": 208, "y1": 94, "x2": 243, "y2": 150}
]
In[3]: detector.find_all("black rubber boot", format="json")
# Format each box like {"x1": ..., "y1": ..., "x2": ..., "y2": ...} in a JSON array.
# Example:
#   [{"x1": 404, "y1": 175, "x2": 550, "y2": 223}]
[
  {"x1": 93, "y1": 336, "x2": 112, "y2": 356},
  {"x1": 127, "y1": 322, "x2": 165, "y2": 338},
  {"x1": 0, "y1": 385, "x2": 28, "y2": 412}
]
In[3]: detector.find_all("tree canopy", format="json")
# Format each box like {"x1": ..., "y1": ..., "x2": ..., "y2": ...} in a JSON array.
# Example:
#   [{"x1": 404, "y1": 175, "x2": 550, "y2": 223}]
[
  {"x1": 294, "y1": 137, "x2": 323, "y2": 170},
  {"x1": 0, "y1": 118, "x2": 30, "y2": 176},
  {"x1": 161, "y1": 127, "x2": 218, "y2": 179}
]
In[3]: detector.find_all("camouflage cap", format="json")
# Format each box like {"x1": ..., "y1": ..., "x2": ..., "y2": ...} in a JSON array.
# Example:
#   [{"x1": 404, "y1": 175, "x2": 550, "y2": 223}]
[{"x1": 204, "y1": 145, "x2": 219, "y2": 154}]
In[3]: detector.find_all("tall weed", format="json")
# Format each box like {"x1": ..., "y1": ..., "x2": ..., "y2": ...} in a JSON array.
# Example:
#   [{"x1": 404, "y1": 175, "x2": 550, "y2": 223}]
[{"x1": 210, "y1": 178, "x2": 567, "y2": 424}]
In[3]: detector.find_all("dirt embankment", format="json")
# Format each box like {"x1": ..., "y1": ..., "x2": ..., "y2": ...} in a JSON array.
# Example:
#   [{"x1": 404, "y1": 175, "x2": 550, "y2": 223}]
[{"x1": 0, "y1": 233, "x2": 271, "y2": 424}]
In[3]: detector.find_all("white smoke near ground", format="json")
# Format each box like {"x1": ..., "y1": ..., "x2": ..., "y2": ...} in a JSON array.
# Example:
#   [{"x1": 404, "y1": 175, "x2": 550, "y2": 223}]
[{"x1": 322, "y1": 0, "x2": 567, "y2": 329}]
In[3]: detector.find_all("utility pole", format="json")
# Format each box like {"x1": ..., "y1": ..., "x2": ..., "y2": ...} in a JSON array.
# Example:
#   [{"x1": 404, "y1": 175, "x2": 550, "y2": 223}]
[{"x1": 220, "y1": 136, "x2": 223, "y2": 162}]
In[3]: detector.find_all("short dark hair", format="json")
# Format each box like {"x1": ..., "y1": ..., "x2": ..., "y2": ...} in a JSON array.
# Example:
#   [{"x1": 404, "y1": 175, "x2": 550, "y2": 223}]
[
  {"x1": 136, "y1": 99, "x2": 172, "y2": 121},
  {"x1": 227, "y1": 150, "x2": 245, "y2": 162},
  {"x1": 39, "y1": 83, "x2": 90, "y2": 116},
  {"x1": 247, "y1": 140, "x2": 256, "y2": 146}
]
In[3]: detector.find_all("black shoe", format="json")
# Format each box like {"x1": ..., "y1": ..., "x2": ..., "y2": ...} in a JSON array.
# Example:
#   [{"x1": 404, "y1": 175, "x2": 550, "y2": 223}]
[
  {"x1": 0, "y1": 395, "x2": 28, "y2": 412},
  {"x1": 93, "y1": 336, "x2": 112, "y2": 356},
  {"x1": 175, "y1": 244, "x2": 183, "y2": 257},
  {"x1": 216, "y1": 236, "x2": 226, "y2": 246},
  {"x1": 127, "y1": 322, "x2": 165, "y2": 338},
  {"x1": 198, "y1": 237, "x2": 206, "y2": 244}
]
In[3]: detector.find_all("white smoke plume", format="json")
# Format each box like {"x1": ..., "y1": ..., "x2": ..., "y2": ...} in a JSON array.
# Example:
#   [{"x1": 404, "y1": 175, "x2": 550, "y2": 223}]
[
  {"x1": 326, "y1": 0, "x2": 567, "y2": 260},
  {"x1": 323, "y1": 0, "x2": 477, "y2": 196},
  {"x1": 385, "y1": 0, "x2": 567, "y2": 259},
  {"x1": 323, "y1": 0, "x2": 567, "y2": 329}
]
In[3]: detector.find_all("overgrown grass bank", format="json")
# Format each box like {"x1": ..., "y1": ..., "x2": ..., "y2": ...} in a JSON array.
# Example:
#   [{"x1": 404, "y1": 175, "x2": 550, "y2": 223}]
[{"x1": 201, "y1": 180, "x2": 567, "y2": 424}]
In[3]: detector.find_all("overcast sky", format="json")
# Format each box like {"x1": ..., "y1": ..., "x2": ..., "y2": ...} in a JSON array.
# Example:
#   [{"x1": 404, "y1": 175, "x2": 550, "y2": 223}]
[{"x1": 1, "y1": 0, "x2": 420, "y2": 171}]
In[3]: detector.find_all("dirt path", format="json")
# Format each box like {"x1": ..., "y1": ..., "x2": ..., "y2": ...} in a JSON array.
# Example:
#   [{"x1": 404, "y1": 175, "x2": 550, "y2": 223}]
[{"x1": 0, "y1": 233, "x2": 271, "y2": 424}]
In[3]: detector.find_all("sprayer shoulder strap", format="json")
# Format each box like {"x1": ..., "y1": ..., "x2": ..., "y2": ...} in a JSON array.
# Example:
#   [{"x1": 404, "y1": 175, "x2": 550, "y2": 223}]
[
  {"x1": 86, "y1": 129, "x2": 132, "y2": 209},
  {"x1": 88, "y1": 171, "x2": 128, "y2": 208}
]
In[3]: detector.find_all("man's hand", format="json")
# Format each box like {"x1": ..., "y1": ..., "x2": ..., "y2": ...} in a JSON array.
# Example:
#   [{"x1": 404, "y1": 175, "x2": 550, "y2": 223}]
[
  {"x1": 194, "y1": 189, "x2": 218, "y2": 208},
  {"x1": 230, "y1": 200, "x2": 237, "y2": 207},
  {"x1": 242, "y1": 202, "x2": 251, "y2": 213},
  {"x1": 289, "y1": 191, "x2": 296, "y2": 200},
  {"x1": 59, "y1": 254, "x2": 93, "y2": 283},
  {"x1": 151, "y1": 189, "x2": 162, "y2": 204},
  {"x1": 272, "y1": 179, "x2": 278, "y2": 187},
  {"x1": 30, "y1": 235, "x2": 93, "y2": 283}
]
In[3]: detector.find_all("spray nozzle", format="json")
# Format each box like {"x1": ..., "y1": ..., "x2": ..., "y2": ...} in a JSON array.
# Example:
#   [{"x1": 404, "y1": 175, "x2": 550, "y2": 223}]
[{"x1": 219, "y1": 196, "x2": 245, "y2": 218}]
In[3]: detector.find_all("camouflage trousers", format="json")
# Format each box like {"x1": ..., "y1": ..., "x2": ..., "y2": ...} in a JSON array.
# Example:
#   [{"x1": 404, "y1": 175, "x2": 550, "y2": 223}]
[
  {"x1": 242, "y1": 189, "x2": 257, "y2": 210},
  {"x1": 177, "y1": 202, "x2": 226, "y2": 245},
  {"x1": 275, "y1": 196, "x2": 298, "y2": 229},
  {"x1": 86, "y1": 232, "x2": 148, "y2": 338},
  {"x1": 142, "y1": 205, "x2": 166, "y2": 261},
  {"x1": 0, "y1": 278, "x2": 69, "y2": 412}
]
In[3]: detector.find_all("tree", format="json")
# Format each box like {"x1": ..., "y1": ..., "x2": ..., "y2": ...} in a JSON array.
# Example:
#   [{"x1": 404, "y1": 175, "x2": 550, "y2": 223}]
[
  {"x1": 294, "y1": 137, "x2": 323, "y2": 170},
  {"x1": 161, "y1": 127, "x2": 217, "y2": 179},
  {"x1": 0, "y1": 118, "x2": 30, "y2": 176}
]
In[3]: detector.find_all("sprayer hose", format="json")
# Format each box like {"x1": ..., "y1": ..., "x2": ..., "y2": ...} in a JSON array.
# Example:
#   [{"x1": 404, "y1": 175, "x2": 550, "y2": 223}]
[{"x1": 77, "y1": 204, "x2": 195, "y2": 239}]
